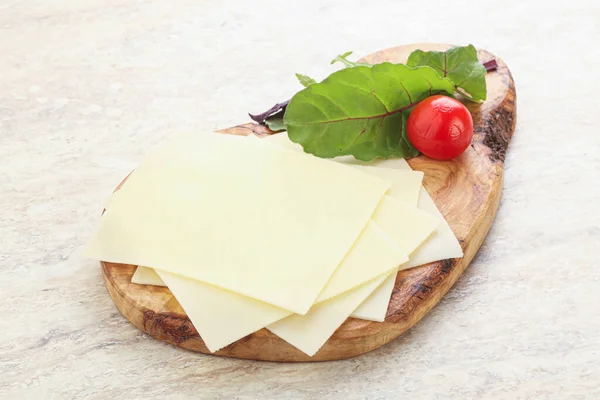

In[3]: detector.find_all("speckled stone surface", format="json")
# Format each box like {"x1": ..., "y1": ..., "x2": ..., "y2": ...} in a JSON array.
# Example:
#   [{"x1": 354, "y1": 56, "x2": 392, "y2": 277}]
[{"x1": 1, "y1": 1, "x2": 599, "y2": 399}]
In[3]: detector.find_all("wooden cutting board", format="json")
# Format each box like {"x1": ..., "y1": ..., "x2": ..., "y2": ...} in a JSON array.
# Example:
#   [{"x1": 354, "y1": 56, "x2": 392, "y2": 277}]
[{"x1": 101, "y1": 43, "x2": 516, "y2": 362}]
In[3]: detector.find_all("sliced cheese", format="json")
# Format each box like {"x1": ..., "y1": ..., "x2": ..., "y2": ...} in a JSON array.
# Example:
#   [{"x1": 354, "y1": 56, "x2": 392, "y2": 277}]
[
  {"x1": 84, "y1": 132, "x2": 390, "y2": 314},
  {"x1": 345, "y1": 165, "x2": 422, "y2": 206},
  {"x1": 261, "y1": 133, "x2": 463, "y2": 322},
  {"x1": 260, "y1": 133, "x2": 424, "y2": 207},
  {"x1": 350, "y1": 197, "x2": 437, "y2": 321},
  {"x1": 325, "y1": 143, "x2": 463, "y2": 266},
  {"x1": 366, "y1": 158, "x2": 464, "y2": 268},
  {"x1": 129, "y1": 215, "x2": 413, "y2": 304},
  {"x1": 264, "y1": 198, "x2": 439, "y2": 353},
  {"x1": 135, "y1": 266, "x2": 396, "y2": 349},
  {"x1": 130, "y1": 197, "x2": 431, "y2": 350},
  {"x1": 261, "y1": 132, "x2": 463, "y2": 264},
  {"x1": 131, "y1": 266, "x2": 165, "y2": 286},
  {"x1": 126, "y1": 198, "x2": 427, "y2": 304},
  {"x1": 315, "y1": 217, "x2": 408, "y2": 303},
  {"x1": 156, "y1": 270, "x2": 290, "y2": 353},
  {"x1": 369, "y1": 196, "x2": 437, "y2": 256},
  {"x1": 127, "y1": 200, "x2": 423, "y2": 352},
  {"x1": 401, "y1": 189, "x2": 464, "y2": 268},
  {"x1": 267, "y1": 272, "x2": 391, "y2": 356},
  {"x1": 145, "y1": 217, "x2": 405, "y2": 353},
  {"x1": 98, "y1": 132, "x2": 461, "y2": 356},
  {"x1": 127, "y1": 218, "x2": 408, "y2": 300},
  {"x1": 351, "y1": 181, "x2": 463, "y2": 321},
  {"x1": 351, "y1": 271, "x2": 397, "y2": 321}
]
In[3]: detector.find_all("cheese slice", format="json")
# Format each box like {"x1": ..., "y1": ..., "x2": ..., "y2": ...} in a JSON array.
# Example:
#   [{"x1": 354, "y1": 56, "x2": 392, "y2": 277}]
[
  {"x1": 129, "y1": 218, "x2": 407, "y2": 302},
  {"x1": 260, "y1": 132, "x2": 424, "y2": 207},
  {"x1": 127, "y1": 196, "x2": 431, "y2": 303},
  {"x1": 156, "y1": 270, "x2": 290, "y2": 352},
  {"x1": 334, "y1": 148, "x2": 464, "y2": 264},
  {"x1": 84, "y1": 132, "x2": 390, "y2": 314},
  {"x1": 267, "y1": 272, "x2": 391, "y2": 356},
  {"x1": 343, "y1": 156, "x2": 464, "y2": 319},
  {"x1": 351, "y1": 182, "x2": 463, "y2": 321},
  {"x1": 151, "y1": 218, "x2": 405, "y2": 353},
  {"x1": 350, "y1": 198, "x2": 437, "y2": 321},
  {"x1": 130, "y1": 196, "x2": 432, "y2": 351},
  {"x1": 262, "y1": 133, "x2": 463, "y2": 321},
  {"x1": 348, "y1": 165, "x2": 423, "y2": 206},
  {"x1": 369, "y1": 196, "x2": 437, "y2": 256},
  {"x1": 131, "y1": 265, "x2": 165, "y2": 286},
  {"x1": 402, "y1": 189, "x2": 464, "y2": 268},
  {"x1": 364, "y1": 158, "x2": 464, "y2": 268},
  {"x1": 262, "y1": 131, "x2": 463, "y2": 263},
  {"x1": 315, "y1": 140, "x2": 463, "y2": 266},
  {"x1": 110, "y1": 147, "x2": 428, "y2": 353},
  {"x1": 351, "y1": 272, "x2": 397, "y2": 321},
  {"x1": 128, "y1": 164, "x2": 428, "y2": 300},
  {"x1": 93, "y1": 133, "x2": 460, "y2": 355},
  {"x1": 317, "y1": 196, "x2": 434, "y2": 303},
  {"x1": 315, "y1": 210, "x2": 409, "y2": 303},
  {"x1": 132, "y1": 264, "x2": 395, "y2": 349},
  {"x1": 128, "y1": 192, "x2": 435, "y2": 298}
]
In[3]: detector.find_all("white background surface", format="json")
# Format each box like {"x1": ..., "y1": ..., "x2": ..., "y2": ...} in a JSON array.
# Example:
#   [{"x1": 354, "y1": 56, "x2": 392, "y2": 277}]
[{"x1": 1, "y1": 0, "x2": 599, "y2": 398}]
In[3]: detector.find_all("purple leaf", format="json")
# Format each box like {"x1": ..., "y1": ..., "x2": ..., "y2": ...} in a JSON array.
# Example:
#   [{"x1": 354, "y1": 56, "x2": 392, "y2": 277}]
[
  {"x1": 483, "y1": 59, "x2": 498, "y2": 72},
  {"x1": 248, "y1": 100, "x2": 290, "y2": 124}
]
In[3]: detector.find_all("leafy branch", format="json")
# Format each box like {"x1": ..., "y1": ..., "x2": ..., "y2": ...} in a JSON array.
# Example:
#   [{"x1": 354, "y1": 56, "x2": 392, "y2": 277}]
[{"x1": 248, "y1": 44, "x2": 496, "y2": 158}]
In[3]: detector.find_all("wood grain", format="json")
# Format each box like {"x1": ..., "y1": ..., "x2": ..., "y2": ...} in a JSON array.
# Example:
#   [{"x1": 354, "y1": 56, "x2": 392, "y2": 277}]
[{"x1": 101, "y1": 43, "x2": 516, "y2": 362}]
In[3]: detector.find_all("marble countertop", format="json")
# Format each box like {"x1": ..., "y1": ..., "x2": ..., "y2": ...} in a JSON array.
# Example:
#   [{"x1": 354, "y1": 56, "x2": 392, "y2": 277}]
[{"x1": 1, "y1": 0, "x2": 599, "y2": 398}]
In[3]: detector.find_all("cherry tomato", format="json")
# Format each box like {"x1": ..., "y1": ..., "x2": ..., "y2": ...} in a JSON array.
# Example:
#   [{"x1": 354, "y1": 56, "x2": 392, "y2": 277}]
[{"x1": 406, "y1": 95, "x2": 473, "y2": 160}]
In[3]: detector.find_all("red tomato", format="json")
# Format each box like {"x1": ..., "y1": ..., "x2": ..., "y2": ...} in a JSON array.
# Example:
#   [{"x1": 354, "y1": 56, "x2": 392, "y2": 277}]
[{"x1": 406, "y1": 95, "x2": 473, "y2": 160}]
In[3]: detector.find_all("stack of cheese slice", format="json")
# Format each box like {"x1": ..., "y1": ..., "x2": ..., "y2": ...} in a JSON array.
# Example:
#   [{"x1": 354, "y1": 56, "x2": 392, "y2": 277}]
[{"x1": 84, "y1": 132, "x2": 463, "y2": 357}]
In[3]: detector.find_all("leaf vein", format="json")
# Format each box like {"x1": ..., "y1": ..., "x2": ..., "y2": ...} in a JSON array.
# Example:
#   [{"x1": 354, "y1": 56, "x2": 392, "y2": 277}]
[
  {"x1": 332, "y1": 79, "x2": 388, "y2": 112},
  {"x1": 297, "y1": 101, "x2": 418, "y2": 126},
  {"x1": 309, "y1": 91, "x2": 351, "y2": 117}
]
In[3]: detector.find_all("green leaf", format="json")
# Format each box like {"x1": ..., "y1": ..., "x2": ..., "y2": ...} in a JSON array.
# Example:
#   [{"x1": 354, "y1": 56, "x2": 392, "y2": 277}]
[
  {"x1": 407, "y1": 44, "x2": 487, "y2": 101},
  {"x1": 330, "y1": 51, "x2": 371, "y2": 68},
  {"x1": 265, "y1": 112, "x2": 286, "y2": 132},
  {"x1": 295, "y1": 73, "x2": 316, "y2": 88},
  {"x1": 284, "y1": 63, "x2": 455, "y2": 161}
]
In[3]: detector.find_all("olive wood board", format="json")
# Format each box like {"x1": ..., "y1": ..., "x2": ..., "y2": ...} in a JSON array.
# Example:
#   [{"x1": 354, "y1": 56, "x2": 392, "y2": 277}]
[{"x1": 100, "y1": 43, "x2": 516, "y2": 362}]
